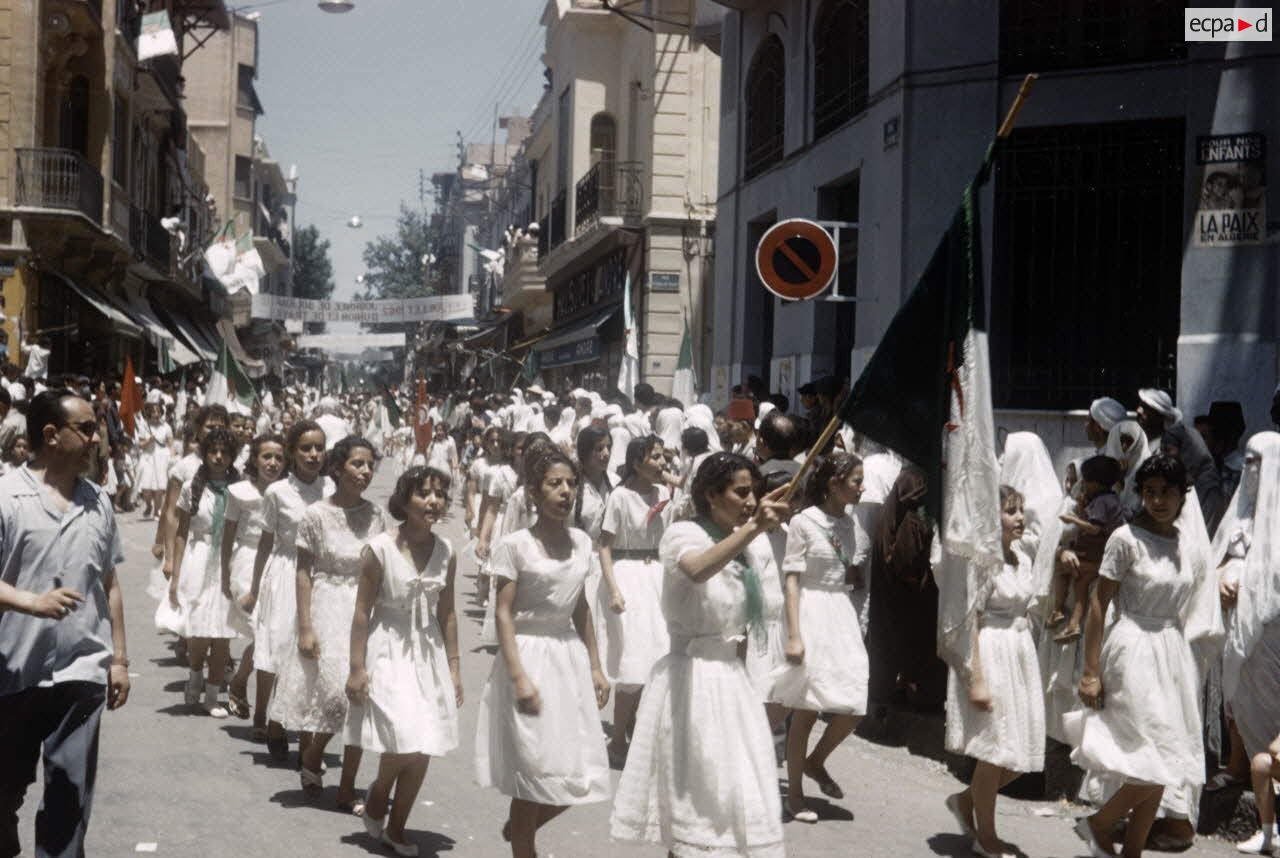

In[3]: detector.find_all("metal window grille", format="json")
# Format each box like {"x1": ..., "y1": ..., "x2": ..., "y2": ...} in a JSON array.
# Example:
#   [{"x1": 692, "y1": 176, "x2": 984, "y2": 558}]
[
  {"x1": 991, "y1": 118, "x2": 1183, "y2": 410},
  {"x1": 743, "y1": 36, "x2": 785, "y2": 180},
  {"x1": 813, "y1": 0, "x2": 869, "y2": 140},
  {"x1": 999, "y1": 0, "x2": 1185, "y2": 75}
]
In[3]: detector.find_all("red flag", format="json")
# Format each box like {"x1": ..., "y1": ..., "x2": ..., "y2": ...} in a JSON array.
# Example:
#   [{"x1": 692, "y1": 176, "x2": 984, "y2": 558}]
[
  {"x1": 119, "y1": 355, "x2": 144, "y2": 436},
  {"x1": 414, "y1": 378, "x2": 432, "y2": 455}
]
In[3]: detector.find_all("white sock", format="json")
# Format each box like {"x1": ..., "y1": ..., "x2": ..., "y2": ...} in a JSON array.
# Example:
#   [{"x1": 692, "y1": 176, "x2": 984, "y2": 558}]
[{"x1": 204, "y1": 682, "x2": 220, "y2": 704}]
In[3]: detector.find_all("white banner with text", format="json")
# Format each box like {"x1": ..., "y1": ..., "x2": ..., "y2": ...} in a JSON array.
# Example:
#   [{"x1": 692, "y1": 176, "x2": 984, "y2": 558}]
[{"x1": 252, "y1": 293, "x2": 472, "y2": 324}]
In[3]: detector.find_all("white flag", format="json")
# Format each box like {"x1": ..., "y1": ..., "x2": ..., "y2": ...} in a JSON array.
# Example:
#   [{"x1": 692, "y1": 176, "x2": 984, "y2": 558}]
[{"x1": 616, "y1": 270, "x2": 639, "y2": 399}]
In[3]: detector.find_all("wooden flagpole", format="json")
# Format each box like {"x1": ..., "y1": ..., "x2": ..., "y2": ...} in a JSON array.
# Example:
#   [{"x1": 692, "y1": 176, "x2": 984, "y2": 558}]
[{"x1": 779, "y1": 73, "x2": 1038, "y2": 504}]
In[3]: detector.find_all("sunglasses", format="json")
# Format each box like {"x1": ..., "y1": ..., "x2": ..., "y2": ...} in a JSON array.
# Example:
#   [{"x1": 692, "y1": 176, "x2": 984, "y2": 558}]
[{"x1": 63, "y1": 420, "x2": 99, "y2": 440}]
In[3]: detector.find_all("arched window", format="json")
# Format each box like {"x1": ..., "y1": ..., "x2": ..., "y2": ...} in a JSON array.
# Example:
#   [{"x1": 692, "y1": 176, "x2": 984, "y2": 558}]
[
  {"x1": 813, "y1": 0, "x2": 869, "y2": 139},
  {"x1": 589, "y1": 113, "x2": 616, "y2": 164},
  {"x1": 743, "y1": 35, "x2": 785, "y2": 180}
]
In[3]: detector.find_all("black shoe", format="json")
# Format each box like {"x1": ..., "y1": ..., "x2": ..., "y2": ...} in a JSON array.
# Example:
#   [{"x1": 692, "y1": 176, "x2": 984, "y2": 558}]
[{"x1": 267, "y1": 734, "x2": 288, "y2": 762}]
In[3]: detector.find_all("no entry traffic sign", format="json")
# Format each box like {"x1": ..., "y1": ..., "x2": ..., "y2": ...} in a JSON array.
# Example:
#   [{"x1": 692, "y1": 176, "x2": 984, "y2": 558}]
[{"x1": 755, "y1": 218, "x2": 838, "y2": 301}]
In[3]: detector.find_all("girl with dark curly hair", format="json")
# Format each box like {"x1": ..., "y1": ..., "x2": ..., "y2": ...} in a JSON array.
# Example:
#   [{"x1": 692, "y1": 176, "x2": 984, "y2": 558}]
[{"x1": 348, "y1": 466, "x2": 461, "y2": 854}]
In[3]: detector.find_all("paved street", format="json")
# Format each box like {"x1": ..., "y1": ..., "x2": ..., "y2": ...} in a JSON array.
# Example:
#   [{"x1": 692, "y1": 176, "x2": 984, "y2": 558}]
[{"x1": 19, "y1": 464, "x2": 1238, "y2": 858}]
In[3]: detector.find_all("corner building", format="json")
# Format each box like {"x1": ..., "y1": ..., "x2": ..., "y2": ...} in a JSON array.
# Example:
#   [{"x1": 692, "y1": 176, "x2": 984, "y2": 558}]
[{"x1": 707, "y1": 0, "x2": 1279, "y2": 466}]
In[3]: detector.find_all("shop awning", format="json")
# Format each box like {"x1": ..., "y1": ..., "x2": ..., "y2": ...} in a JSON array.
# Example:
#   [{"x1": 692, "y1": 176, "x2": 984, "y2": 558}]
[
  {"x1": 154, "y1": 305, "x2": 217, "y2": 363},
  {"x1": 216, "y1": 319, "x2": 267, "y2": 378},
  {"x1": 191, "y1": 317, "x2": 225, "y2": 357},
  {"x1": 532, "y1": 304, "x2": 620, "y2": 369},
  {"x1": 52, "y1": 273, "x2": 143, "y2": 339}
]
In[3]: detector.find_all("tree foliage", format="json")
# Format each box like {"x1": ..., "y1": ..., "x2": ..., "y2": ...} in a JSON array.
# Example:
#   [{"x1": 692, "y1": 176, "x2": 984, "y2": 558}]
[
  {"x1": 292, "y1": 224, "x2": 336, "y2": 301},
  {"x1": 358, "y1": 205, "x2": 435, "y2": 301}
]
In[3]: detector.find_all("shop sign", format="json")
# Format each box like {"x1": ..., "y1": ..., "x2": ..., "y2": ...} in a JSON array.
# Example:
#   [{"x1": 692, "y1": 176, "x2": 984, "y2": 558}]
[
  {"x1": 541, "y1": 336, "x2": 600, "y2": 369},
  {"x1": 553, "y1": 247, "x2": 628, "y2": 322}
]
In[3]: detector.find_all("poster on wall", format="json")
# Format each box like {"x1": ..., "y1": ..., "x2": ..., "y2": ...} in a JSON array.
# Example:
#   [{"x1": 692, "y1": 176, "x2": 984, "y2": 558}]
[{"x1": 1194, "y1": 132, "x2": 1265, "y2": 246}]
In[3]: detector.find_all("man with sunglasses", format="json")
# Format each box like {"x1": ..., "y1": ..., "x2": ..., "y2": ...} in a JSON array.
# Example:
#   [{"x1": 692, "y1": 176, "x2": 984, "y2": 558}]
[{"x1": 0, "y1": 389, "x2": 130, "y2": 858}]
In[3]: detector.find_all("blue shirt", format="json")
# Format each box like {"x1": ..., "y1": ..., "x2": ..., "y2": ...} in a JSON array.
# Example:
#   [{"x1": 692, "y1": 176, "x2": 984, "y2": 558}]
[{"x1": 0, "y1": 466, "x2": 124, "y2": 696}]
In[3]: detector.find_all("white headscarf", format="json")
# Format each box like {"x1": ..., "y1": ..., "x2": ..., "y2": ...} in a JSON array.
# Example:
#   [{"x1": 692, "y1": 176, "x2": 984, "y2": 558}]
[
  {"x1": 999, "y1": 432, "x2": 1063, "y2": 555},
  {"x1": 654, "y1": 406, "x2": 683, "y2": 450},
  {"x1": 1215, "y1": 432, "x2": 1280, "y2": 702},
  {"x1": 1089, "y1": 397, "x2": 1128, "y2": 432},
  {"x1": 1102, "y1": 419, "x2": 1150, "y2": 515},
  {"x1": 755, "y1": 400, "x2": 776, "y2": 430},
  {"x1": 683, "y1": 403, "x2": 722, "y2": 453}
]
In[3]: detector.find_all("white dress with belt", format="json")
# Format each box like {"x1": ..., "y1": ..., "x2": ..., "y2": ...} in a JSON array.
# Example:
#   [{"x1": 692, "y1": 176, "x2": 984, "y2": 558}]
[
  {"x1": 944, "y1": 549, "x2": 1045, "y2": 772},
  {"x1": 611, "y1": 520, "x2": 783, "y2": 858},
  {"x1": 770, "y1": 506, "x2": 869, "y2": 714},
  {"x1": 474, "y1": 528, "x2": 611, "y2": 805}
]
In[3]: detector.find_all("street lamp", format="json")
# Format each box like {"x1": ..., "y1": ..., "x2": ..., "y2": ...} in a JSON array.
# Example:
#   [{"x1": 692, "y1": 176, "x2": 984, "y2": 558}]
[{"x1": 318, "y1": 0, "x2": 354, "y2": 11}]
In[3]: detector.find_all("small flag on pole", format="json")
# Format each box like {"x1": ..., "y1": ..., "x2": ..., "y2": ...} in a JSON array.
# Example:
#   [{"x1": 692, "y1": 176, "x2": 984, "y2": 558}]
[
  {"x1": 119, "y1": 355, "x2": 144, "y2": 436},
  {"x1": 205, "y1": 342, "x2": 257, "y2": 410},
  {"x1": 671, "y1": 316, "x2": 697, "y2": 407}
]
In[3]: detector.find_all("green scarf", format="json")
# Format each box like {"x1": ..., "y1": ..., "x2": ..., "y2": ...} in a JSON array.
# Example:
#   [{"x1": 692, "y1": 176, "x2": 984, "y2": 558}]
[
  {"x1": 697, "y1": 517, "x2": 766, "y2": 648},
  {"x1": 206, "y1": 480, "x2": 230, "y2": 556}
]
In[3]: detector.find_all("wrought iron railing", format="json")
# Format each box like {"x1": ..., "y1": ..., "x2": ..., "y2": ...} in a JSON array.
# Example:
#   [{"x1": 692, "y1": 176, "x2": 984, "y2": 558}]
[
  {"x1": 574, "y1": 160, "x2": 643, "y2": 235},
  {"x1": 15, "y1": 148, "x2": 104, "y2": 224},
  {"x1": 129, "y1": 206, "x2": 172, "y2": 271},
  {"x1": 549, "y1": 190, "x2": 566, "y2": 249},
  {"x1": 536, "y1": 214, "x2": 549, "y2": 258}
]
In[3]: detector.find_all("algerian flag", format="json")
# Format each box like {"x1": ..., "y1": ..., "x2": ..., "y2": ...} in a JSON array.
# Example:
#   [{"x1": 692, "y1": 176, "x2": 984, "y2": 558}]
[
  {"x1": 671, "y1": 316, "x2": 697, "y2": 407},
  {"x1": 206, "y1": 342, "x2": 258, "y2": 410},
  {"x1": 522, "y1": 349, "x2": 540, "y2": 384},
  {"x1": 616, "y1": 269, "x2": 639, "y2": 398},
  {"x1": 838, "y1": 149, "x2": 1002, "y2": 676}
]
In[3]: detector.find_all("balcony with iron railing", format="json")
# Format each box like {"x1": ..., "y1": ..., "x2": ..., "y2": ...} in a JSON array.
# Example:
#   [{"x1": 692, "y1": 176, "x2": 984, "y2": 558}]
[
  {"x1": 574, "y1": 160, "x2": 642, "y2": 236},
  {"x1": 536, "y1": 214, "x2": 549, "y2": 259},
  {"x1": 129, "y1": 205, "x2": 171, "y2": 272},
  {"x1": 15, "y1": 148, "x2": 104, "y2": 225}
]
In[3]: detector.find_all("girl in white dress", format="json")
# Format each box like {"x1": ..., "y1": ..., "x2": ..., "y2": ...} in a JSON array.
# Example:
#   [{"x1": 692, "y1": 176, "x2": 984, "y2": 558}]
[
  {"x1": 474, "y1": 450, "x2": 611, "y2": 858},
  {"x1": 425, "y1": 422, "x2": 458, "y2": 479},
  {"x1": 166, "y1": 426, "x2": 241, "y2": 717},
  {"x1": 771, "y1": 452, "x2": 870, "y2": 823},
  {"x1": 271, "y1": 435, "x2": 386, "y2": 814},
  {"x1": 574, "y1": 426, "x2": 613, "y2": 612},
  {"x1": 348, "y1": 466, "x2": 462, "y2": 857},
  {"x1": 135, "y1": 402, "x2": 173, "y2": 517},
  {"x1": 219, "y1": 434, "x2": 286, "y2": 730},
  {"x1": 599, "y1": 435, "x2": 672, "y2": 764},
  {"x1": 245, "y1": 420, "x2": 329, "y2": 761},
  {"x1": 474, "y1": 430, "x2": 524, "y2": 607},
  {"x1": 611, "y1": 451, "x2": 790, "y2": 858},
  {"x1": 751, "y1": 468, "x2": 794, "y2": 729},
  {"x1": 464, "y1": 426, "x2": 500, "y2": 536},
  {"x1": 1213, "y1": 432, "x2": 1280, "y2": 854},
  {"x1": 1066, "y1": 454, "x2": 1223, "y2": 858},
  {"x1": 943, "y1": 486, "x2": 1045, "y2": 858}
]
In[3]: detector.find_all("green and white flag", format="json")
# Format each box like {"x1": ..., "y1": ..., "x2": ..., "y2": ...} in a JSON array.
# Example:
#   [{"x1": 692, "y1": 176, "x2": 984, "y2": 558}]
[
  {"x1": 616, "y1": 270, "x2": 639, "y2": 398},
  {"x1": 837, "y1": 149, "x2": 1002, "y2": 676},
  {"x1": 206, "y1": 342, "x2": 257, "y2": 411},
  {"x1": 671, "y1": 317, "x2": 697, "y2": 407}
]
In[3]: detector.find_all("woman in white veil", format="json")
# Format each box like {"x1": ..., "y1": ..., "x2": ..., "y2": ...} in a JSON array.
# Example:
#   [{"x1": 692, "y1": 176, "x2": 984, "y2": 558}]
[
  {"x1": 1103, "y1": 419, "x2": 1150, "y2": 518},
  {"x1": 1213, "y1": 432, "x2": 1280, "y2": 854},
  {"x1": 999, "y1": 432, "x2": 1063, "y2": 558}
]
